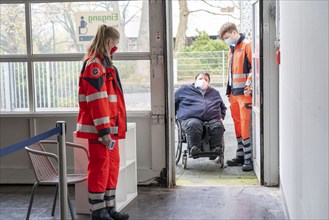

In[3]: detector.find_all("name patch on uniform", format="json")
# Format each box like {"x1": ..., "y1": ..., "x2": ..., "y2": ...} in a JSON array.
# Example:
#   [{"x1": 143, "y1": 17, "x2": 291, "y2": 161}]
[{"x1": 92, "y1": 67, "x2": 100, "y2": 77}]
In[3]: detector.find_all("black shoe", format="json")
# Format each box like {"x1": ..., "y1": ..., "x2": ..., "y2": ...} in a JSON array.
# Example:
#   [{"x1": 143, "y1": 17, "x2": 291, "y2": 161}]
[
  {"x1": 107, "y1": 207, "x2": 129, "y2": 220},
  {"x1": 242, "y1": 159, "x2": 253, "y2": 171},
  {"x1": 91, "y1": 208, "x2": 113, "y2": 220},
  {"x1": 190, "y1": 146, "x2": 201, "y2": 156},
  {"x1": 226, "y1": 156, "x2": 244, "y2": 166}
]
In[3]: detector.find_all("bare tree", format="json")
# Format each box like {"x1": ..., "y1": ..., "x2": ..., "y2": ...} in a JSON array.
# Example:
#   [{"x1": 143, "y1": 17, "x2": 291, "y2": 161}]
[
  {"x1": 175, "y1": 0, "x2": 189, "y2": 52},
  {"x1": 136, "y1": 0, "x2": 149, "y2": 52},
  {"x1": 31, "y1": 1, "x2": 142, "y2": 53},
  {"x1": 174, "y1": 0, "x2": 239, "y2": 52},
  {"x1": 94, "y1": 1, "x2": 128, "y2": 51},
  {"x1": 134, "y1": 0, "x2": 150, "y2": 77},
  {"x1": 0, "y1": 5, "x2": 26, "y2": 54}
]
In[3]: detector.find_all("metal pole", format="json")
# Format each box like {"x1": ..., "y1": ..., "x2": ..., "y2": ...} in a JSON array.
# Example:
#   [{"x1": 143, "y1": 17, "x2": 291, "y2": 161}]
[{"x1": 56, "y1": 121, "x2": 68, "y2": 220}]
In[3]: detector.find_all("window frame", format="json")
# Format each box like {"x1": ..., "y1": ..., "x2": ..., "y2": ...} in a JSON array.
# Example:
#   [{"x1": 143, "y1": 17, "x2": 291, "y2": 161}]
[{"x1": 0, "y1": 0, "x2": 152, "y2": 115}]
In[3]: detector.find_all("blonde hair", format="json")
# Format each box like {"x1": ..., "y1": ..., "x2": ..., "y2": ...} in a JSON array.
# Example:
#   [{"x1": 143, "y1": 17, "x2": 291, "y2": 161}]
[
  {"x1": 85, "y1": 25, "x2": 120, "y2": 63},
  {"x1": 218, "y1": 22, "x2": 238, "y2": 40}
]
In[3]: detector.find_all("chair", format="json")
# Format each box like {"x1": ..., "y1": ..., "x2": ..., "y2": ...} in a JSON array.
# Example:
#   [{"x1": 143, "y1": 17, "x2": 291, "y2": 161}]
[{"x1": 25, "y1": 140, "x2": 89, "y2": 220}]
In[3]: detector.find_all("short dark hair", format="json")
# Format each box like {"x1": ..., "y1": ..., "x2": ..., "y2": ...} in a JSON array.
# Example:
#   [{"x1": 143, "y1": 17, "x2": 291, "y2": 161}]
[{"x1": 195, "y1": 72, "x2": 210, "y2": 82}]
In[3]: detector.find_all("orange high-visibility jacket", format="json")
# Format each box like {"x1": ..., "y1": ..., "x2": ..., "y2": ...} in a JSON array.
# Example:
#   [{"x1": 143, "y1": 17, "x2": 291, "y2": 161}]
[
  {"x1": 226, "y1": 33, "x2": 253, "y2": 96},
  {"x1": 76, "y1": 55, "x2": 126, "y2": 140}
]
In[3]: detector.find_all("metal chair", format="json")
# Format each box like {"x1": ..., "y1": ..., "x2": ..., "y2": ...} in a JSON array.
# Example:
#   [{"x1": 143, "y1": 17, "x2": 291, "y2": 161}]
[{"x1": 25, "y1": 140, "x2": 88, "y2": 220}]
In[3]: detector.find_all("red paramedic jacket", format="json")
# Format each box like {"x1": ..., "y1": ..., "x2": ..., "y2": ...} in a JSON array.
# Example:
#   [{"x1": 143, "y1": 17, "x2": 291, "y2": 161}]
[{"x1": 76, "y1": 54, "x2": 126, "y2": 140}]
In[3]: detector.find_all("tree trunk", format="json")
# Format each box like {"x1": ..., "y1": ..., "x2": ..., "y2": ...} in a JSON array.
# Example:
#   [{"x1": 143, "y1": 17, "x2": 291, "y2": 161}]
[
  {"x1": 112, "y1": 2, "x2": 128, "y2": 51},
  {"x1": 134, "y1": 0, "x2": 150, "y2": 77},
  {"x1": 175, "y1": 0, "x2": 189, "y2": 52},
  {"x1": 136, "y1": 0, "x2": 149, "y2": 52}
]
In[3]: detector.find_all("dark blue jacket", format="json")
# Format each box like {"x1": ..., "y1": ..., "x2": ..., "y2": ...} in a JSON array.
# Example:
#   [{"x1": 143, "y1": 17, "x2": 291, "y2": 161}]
[{"x1": 175, "y1": 84, "x2": 227, "y2": 121}]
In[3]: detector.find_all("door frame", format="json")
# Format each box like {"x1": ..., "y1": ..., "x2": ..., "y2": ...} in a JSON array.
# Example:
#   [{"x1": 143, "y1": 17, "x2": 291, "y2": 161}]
[
  {"x1": 165, "y1": 0, "x2": 280, "y2": 187},
  {"x1": 252, "y1": 0, "x2": 280, "y2": 186}
]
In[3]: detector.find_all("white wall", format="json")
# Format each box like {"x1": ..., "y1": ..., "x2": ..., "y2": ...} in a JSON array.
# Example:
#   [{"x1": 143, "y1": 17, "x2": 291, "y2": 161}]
[{"x1": 280, "y1": 1, "x2": 329, "y2": 219}]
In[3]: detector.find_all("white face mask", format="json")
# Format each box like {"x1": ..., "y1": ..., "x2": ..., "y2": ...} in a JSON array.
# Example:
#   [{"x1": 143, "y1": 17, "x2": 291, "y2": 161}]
[
  {"x1": 225, "y1": 38, "x2": 235, "y2": 46},
  {"x1": 195, "y1": 79, "x2": 209, "y2": 90}
]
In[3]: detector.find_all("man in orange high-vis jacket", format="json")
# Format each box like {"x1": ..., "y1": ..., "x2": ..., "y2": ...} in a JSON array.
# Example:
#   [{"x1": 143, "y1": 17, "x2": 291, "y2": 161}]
[
  {"x1": 77, "y1": 25, "x2": 129, "y2": 220},
  {"x1": 219, "y1": 22, "x2": 253, "y2": 172}
]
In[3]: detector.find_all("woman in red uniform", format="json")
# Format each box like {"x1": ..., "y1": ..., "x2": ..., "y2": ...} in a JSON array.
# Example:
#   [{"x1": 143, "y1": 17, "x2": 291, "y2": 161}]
[{"x1": 76, "y1": 25, "x2": 129, "y2": 220}]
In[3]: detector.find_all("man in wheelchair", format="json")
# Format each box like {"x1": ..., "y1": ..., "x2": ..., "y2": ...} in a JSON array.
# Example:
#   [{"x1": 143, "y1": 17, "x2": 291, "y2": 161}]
[{"x1": 175, "y1": 72, "x2": 227, "y2": 158}]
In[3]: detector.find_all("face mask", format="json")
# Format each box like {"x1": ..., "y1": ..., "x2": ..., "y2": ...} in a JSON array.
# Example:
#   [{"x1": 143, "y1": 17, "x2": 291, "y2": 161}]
[
  {"x1": 225, "y1": 38, "x2": 235, "y2": 46},
  {"x1": 110, "y1": 46, "x2": 118, "y2": 55},
  {"x1": 195, "y1": 79, "x2": 209, "y2": 90}
]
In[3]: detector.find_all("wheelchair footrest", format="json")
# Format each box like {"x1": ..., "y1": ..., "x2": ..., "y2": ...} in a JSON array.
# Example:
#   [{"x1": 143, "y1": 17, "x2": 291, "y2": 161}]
[{"x1": 190, "y1": 151, "x2": 222, "y2": 159}]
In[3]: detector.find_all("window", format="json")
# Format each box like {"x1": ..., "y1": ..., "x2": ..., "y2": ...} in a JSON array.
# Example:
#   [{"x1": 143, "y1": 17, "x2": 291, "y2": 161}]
[
  {"x1": 30, "y1": 1, "x2": 149, "y2": 54},
  {"x1": 115, "y1": 60, "x2": 150, "y2": 111},
  {"x1": 0, "y1": 1, "x2": 150, "y2": 113},
  {"x1": 0, "y1": 62, "x2": 29, "y2": 111},
  {"x1": 0, "y1": 4, "x2": 26, "y2": 55},
  {"x1": 33, "y1": 61, "x2": 80, "y2": 111},
  {"x1": 32, "y1": 60, "x2": 150, "y2": 111}
]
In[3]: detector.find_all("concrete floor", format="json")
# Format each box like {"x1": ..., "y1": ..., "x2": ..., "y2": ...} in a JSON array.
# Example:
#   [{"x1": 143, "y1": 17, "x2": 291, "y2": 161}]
[
  {"x1": 124, "y1": 185, "x2": 285, "y2": 220},
  {"x1": 0, "y1": 88, "x2": 286, "y2": 220},
  {"x1": 0, "y1": 184, "x2": 285, "y2": 220}
]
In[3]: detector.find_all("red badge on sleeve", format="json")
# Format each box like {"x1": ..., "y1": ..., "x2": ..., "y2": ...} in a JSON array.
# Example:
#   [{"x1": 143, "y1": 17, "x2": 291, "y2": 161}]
[{"x1": 91, "y1": 67, "x2": 100, "y2": 77}]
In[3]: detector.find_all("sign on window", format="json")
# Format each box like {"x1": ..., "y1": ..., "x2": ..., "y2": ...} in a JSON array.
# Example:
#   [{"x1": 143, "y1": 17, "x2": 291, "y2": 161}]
[{"x1": 75, "y1": 11, "x2": 120, "y2": 44}]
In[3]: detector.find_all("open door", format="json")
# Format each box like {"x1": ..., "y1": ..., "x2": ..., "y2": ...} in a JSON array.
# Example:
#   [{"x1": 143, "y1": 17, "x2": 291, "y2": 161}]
[
  {"x1": 252, "y1": 0, "x2": 280, "y2": 186},
  {"x1": 251, "y1": 0, "x2": 264, "y2": 184}
]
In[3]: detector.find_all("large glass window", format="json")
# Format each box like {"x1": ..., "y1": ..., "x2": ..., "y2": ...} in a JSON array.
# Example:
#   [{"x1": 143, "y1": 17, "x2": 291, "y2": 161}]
[
  {"x1": 0, "y1": 4, "x2": 27, "y2": 55},
  {"x1": 0, "y1": 62, "x2": 29, "y2": 111},
  {"x1": 114, "y1": 60, "x2": 150, "y2": 111},
  {"x1": 30, "y1": 1, "x2": 149, "y2": 54},
  {"x1": 33, "y1": 60, "x2": 150, "y2": 111},
  {"x1": 34, "y1": 61, "x2": 80, "y2": 111},
  {"x1": 1, "y1": 1, "x2": 151, "y2": 113}
]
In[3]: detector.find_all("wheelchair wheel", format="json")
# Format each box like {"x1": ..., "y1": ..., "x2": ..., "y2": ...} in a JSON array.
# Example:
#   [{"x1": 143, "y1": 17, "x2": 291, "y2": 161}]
[
  {"x1": 175, "y1": 120, "x2": 183, "y2": 165},
  {"x1": 219, "y1": 156, "x2": 224, "y2": 168}
]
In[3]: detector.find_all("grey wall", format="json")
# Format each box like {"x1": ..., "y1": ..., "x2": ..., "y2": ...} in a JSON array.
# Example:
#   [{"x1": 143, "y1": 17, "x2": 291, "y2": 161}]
[
  {"x1": 0, "y1": 115, "x2": 152, "y2": 184},
  {"x1": 280, "y1": 1, "x2": 329, "y2": 219},
  {"x1": 0, "y1": 115, "x2": 77, "y2": 183}
]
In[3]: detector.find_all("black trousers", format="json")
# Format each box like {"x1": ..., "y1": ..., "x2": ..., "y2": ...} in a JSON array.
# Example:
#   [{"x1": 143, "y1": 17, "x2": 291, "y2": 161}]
[{"x1": 180, "y1": 118, "x2": 225, "y2": 150}]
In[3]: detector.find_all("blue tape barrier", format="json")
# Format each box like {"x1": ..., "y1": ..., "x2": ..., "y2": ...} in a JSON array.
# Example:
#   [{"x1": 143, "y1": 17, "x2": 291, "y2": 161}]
[{"x1": 0, "y1": 126, "x2": 62, "y2": 158}]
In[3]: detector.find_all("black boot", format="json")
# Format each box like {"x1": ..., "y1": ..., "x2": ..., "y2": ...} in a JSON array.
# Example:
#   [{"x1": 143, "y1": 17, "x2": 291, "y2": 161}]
[
  {"x1": 242, "y1": 159, "x2": 253, "y2": 171},
  {"x1": 226, "y1": 156, "x2": 244, "y2": 166},
  {"x1": 91, "y1": 208, "x2": 113, "y2": 220},
  {"x1": 107, "y1": 207, "x2": 129, "y2": 220}
]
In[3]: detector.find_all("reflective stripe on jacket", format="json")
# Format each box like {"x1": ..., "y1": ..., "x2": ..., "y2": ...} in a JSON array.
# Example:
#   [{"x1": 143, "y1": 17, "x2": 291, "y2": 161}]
[
  {"x1": 226, "y1": 33, "x2": 253, "y2": 96},
  {"x1": 76, "y1": 55, "x2": 127, "y2": 140}
]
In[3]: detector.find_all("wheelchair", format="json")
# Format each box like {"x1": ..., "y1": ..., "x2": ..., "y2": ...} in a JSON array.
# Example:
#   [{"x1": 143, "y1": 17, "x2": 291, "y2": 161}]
[{"x1": 175, "y1": 119, "x2": 225, "y2": 169}]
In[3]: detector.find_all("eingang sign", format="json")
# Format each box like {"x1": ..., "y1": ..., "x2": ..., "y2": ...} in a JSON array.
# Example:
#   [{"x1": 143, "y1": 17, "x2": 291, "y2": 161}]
[{"x1": 75, "y1": 11, "x2": 120, "y2": 44}]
